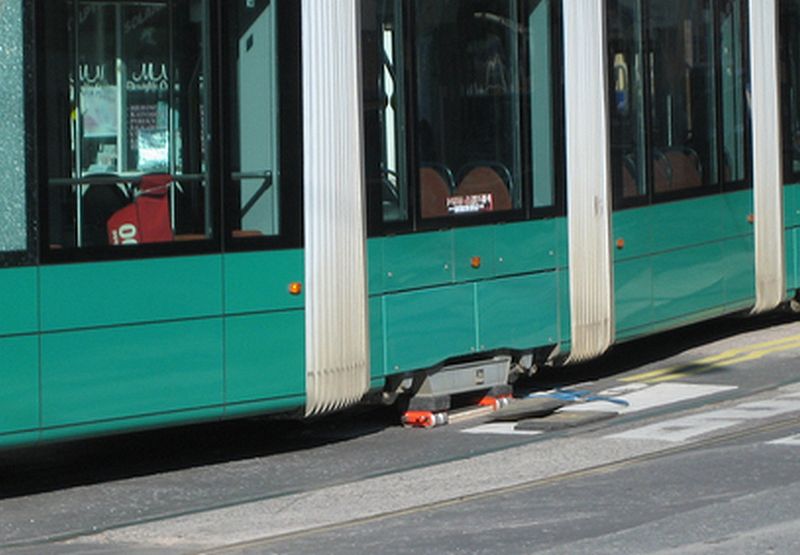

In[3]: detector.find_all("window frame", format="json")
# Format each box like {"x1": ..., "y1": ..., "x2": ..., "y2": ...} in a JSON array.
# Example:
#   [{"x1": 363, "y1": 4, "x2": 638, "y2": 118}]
[
  {"x1": 33, "y1": 0, "x2": 302, "y2": 265},
  {"x1": 610, "y1": 0, "x2": 752, "y2": 212},
  {"x1": 780, "y1": 0, "x2": 800, "y2": 186},
  {"x1": 365, "y1": 0, "x2": 566, "y2": 238}
]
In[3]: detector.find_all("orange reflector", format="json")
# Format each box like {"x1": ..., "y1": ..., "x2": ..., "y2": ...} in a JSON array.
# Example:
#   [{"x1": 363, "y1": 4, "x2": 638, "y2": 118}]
[
  {"x1": 616, "y1": 238, "x2": 625, "y2": 250},
  {"x1": 747, "y1": 214, "x2": 755, "y2": 224},
  {"x1": 289, "y1": 282, "x2": 303, "y2": 295},
  {"x1": 471, "y1": 256, "x2": 482, "y2": 269}
]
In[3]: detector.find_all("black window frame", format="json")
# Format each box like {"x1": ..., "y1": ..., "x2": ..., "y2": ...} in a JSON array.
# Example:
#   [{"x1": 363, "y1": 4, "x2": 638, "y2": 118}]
[
  {"x1": 32, "y1": 0, "x2": 302, "y2": 266},
  {"x1": 780, "y1": 0, "x2": 800, "y2": 185},
  {"x1": 364, "y1": 0, "x2": 566, "y2": 238},
  {"x1": 610, "y1": 0, "x2": 752, "y2": 212}
]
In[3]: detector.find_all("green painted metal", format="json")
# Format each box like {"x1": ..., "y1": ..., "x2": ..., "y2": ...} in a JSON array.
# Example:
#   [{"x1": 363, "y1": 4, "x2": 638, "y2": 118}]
[
  {"x1": 0, "y1": 431, "x2": 39, "y2": 449},
  {"x1": 787, "y1": 228, "x2": 799, "y2": 292},
  {"x1": 41, "y1": 318, "x2": 224, "y2": 427},
  {"x1": 368, "y1": 296, "x2": 385, "y2": 378},
  {"x1": 225, "y1": 311, "x2": 304, "y2": 403},
  {"x1": 652, "y1": 243, "x2": 726, "y2": 322},
  {"x1": 382, "y1": 231, "x2": 454, "y2": 292},
  {"x1": 477, "y1": 272, "x2": 558, "y2": 351},
  {"x1": 384, "y1": 284, "x2": 475, "y2": 373},
  {"x1": 721, "y1": 235, "x2": 755, "y2": 305},
  {"x1": 494, "y1": 219, "x2": 562, "y2": 276},
  {"x1": 613, "y1": 209, "x2": 653, "y2": 261},
  {"x1": 785, "y1": 184, "x2": 800, "y2": 228},
  {"x1": 0, "y1": 336, "x2": 38, "y2": 434},
  {"x1": 454, "y1": 226, "x2": 496, "y2": 281},
  {"x1": 223, "y1": 250, "x2": 304, "y2": 314},
  {"x1": 223, "y1": 395, "x2": 306, "y2": 419},
  {"x1": 40, "y1": 406, "x2": 223, "y2": 445},
  {"x1": 367, "y1": 238, "x2": 385, "y2": 295},
  {"x1": 0, "y1": 267, "x2": 37, "y2": 335},
  {"x1": 646, "y1": 196, "x2": 726, "y2": 252},
  {"x1": 615, "y1": 257, "x2": 653, "y2": 334},
  {"x1": 40, "y1": 256, "x2": 223, "y2": 331}
]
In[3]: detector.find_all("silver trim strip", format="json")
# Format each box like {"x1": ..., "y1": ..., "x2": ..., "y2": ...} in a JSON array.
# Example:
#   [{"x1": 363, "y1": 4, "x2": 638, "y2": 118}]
[
  {"x1": 302, "y1": 0, "x2": 370, "y2": 416},
  {"x1": 749, "y1": 0, "x2": 786, "y2": 313},
  {"x1": 563, "y1": 0, "x2": 615, "y2": 362}
]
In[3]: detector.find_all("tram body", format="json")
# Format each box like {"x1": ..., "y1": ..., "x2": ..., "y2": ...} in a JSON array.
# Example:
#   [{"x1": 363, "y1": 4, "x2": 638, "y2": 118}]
[{"x1": 0, "y1": 0, "x2": 797, "y2": 448}]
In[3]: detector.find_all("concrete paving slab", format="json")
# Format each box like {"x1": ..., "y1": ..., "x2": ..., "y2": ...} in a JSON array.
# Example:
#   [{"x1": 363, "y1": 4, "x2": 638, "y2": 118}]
[{"x1": 515, "y1": 410, "x2": 618, "y2": 431}]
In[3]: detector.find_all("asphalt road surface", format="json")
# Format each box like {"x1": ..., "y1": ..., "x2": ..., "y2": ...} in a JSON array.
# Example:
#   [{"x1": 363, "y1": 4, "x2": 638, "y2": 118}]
[{"x1": 2, "y1": 313, "x2": 800, "y2": 554}]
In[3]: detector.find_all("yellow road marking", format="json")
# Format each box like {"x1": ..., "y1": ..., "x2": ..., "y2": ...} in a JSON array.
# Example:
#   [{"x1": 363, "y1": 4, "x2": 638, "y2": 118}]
[{"x1": 621, "y1": 333, "x2": 800, "y2": 384}]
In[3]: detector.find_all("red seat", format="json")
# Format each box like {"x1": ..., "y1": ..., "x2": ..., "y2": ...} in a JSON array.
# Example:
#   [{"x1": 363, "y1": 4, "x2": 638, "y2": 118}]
[
  {"x1": 454, "y1": 167, "x2": 512, "y2": 211},
  {"x1": 420, "y1": 167, "x2": 451, "y2": 219}
]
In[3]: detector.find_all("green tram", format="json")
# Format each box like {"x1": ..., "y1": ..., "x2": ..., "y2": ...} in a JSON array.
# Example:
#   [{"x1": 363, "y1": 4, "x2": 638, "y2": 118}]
[{"x1": 1, "y1": 0, "x2": 799, "y2": 447}]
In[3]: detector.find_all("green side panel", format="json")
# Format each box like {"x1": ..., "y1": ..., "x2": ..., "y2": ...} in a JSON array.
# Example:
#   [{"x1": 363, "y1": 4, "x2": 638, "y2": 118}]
[
  {"x1": 0, "y1": 335, "x2": 38, "y2": 434},
  {"x1": 384, "y1": 284, "x2": 475, "y2": 373},
  {"x1": 0, "y1": 431, "x2": 39, "y2": 449},
  {"x1": 367, "y1": 238, "x2": 385, "y2": 295},
  {"x1": 558, "y1": 267, "x2": 571, "y2": 345},
  {"x1": 788, "y1": 228, "x2": 799, "y2": 292},
  {"x1": 647, "y1": 197, "x2": 725, "y2": 253},
  {"x1": 454, "y1": 226, "x2": 495, "y2": 281},
  {"x1": 369, "y1": 296, "x2": 385, "y2": 378},
  {"x1": 0, "y1": 267, "x2": 38, "y2": 335},
  {"x1": 41, "y1": 318, "x2": 223, "y2": 427},
  {"x1": 477, "y1": 272, "x2": 557, "y2": 351},
  {"x1": 40, "y1": 407, "x2": 222, "y2": 445},
  {"x1": 785, "y1": 184, "x2": 800, "y2": 228},
  {"x1": 720, "y1": 189, "x2": 753, "y2": 237},
  {"x1": 41, "y1": 256, "x2": 223, "y2": 331},
  {"x1": 721, "y1": 235, "x2": 755, "y2": 305},
  {"x1": 494, "y1": 219, "x2": 561, "y2": 276},
  {"x1": 615, "y1": 257, "x2": 653, "y2": 333},
  {"x1": 224, "y1": 395, "x2": 306, "y2": 419},
  {"x1": 613, "y1": 209, "x2": 653, "y2": 260},
  {"x1": 652, "y1": 243, "x2": 725, "y2": 323},
  {"x1": 224, "y1": 250, "x2": 304, "y2": 314},
  {"x1": 382, "y1": 231, "x2": 454, "y2": 292},
  {"x1": 225, "y1": 310, "x2": 304, "y2": 403}
]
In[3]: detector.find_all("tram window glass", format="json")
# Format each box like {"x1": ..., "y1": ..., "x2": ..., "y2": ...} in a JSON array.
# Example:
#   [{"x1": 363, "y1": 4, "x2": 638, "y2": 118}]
[
  {"x1": 608, "y1": 0, "x2": 648, "y2": 200},
  {"x1": 0, "y1": 0, "x2": 28, "y2": 255},
  {"x1": 41, "y1": 0, "x2": 211, "y2": 251},
  {"x1": 527, "y1": 0, "x2": 557, "y2": 209},
  {"x1": 719, "y1": 0, "x2": 747, "y2": 184},
  {"x1": 609, "y1": 0, "x2": 749, "y2": 206},
  {"x1": 648, "y1": 1, "x2": 718, "y2": 194},
  {"x1": 414, "y1": 0, "x2": 523, "y2": 220},
  {"x1": 224, "y1": 0, "x2": 284, "y2": 238},
  {"x1": 362, "y1": 0, "x2": 409, "y2": 225},
  {"x1": 781, "y1": 0, "x2": 800, "y2": 181}
]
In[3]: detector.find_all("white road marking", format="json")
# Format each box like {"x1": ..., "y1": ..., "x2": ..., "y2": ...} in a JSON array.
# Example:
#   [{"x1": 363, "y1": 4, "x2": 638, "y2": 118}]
[
  {"x1": 564, "y1": 383, "x2": 737, "y2": 414},
  {"x1": 768, "y1": 434, "x2": 800, "y2": 446},
  {"x1": 462, "y1": 422, "x2": 543, "y2": 436},
  {"x1": 608, "y1": 396, "x2": 800, "y2": 443}
]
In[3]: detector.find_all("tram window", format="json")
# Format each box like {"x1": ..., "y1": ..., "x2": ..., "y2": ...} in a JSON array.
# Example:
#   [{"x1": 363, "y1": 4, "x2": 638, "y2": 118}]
[
  {"x1": 648, "y1": 1, "x2": 718, "y2": 194},
  {"x1": 414, "y1": 0, "x2": 523, "y2": 220},
  {"x1": 781, "y1": 0, "x2": 800, "y2": 181},
  {"x1": 225, "y1": 0, "x2": 285, "y2": 239},
  {"x1": 0, "y1": 0, "x2": 28, "y2": 256},
  {"x1": 608, "y1": 0, "x2": 648, "y2": 200},
  {"x1": 527, "y1": 0, "x2": 557, "y2": 209},
  {"x1": 362, "y1": 0, "x2": 410, "y2": 226},
  {"x1": 609, "y1": 0, "x2": 750, "y2": 206},
  {"x1": 41, "y1": 0, "x2": 212, "y2": 251},
  {"x1": 719, "y1": 0, "x2": 747, "y2": 185}
]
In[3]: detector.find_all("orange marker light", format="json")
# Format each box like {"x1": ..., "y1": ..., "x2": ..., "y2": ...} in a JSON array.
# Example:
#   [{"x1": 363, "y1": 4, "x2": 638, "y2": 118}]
[
  {"x1": 616, "y1": 238, "x2": 625, "y2": 250},
  {"x1": 471, "y1": 256, "x2": 482, "y2": 269},
  {"x1": 747, "y1": 214, "x2": 755, "y2": 224},
  {"x1": 289, "y1": 282, "x2": 303, "y2": 295}
]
